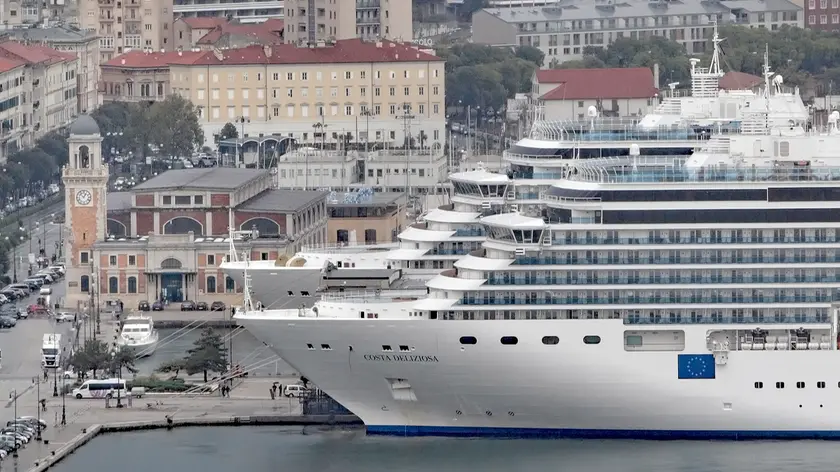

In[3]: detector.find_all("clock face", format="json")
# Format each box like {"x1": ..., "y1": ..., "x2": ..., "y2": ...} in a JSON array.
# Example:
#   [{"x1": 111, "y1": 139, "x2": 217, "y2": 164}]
[{"x1": 76, "y1": 190, "x2": 92, "y2": 206}]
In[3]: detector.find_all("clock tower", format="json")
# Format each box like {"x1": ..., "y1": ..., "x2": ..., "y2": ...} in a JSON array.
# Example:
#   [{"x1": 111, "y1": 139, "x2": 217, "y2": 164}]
[{"x1": 62, "y1": 115, "x2": 108, "y2": 308}]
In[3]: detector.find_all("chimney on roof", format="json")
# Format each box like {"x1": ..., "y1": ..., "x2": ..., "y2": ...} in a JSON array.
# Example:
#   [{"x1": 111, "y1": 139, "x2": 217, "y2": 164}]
[
  {"x1": 212, "y1": 48, "x2": 224, "y2": 61},
  {"x1": 121, "y1": 58, "x2": 126, "y2": 65},
  {"x1": 375, "y1": 40, "x2": 382, "y2": 48},
  {"x1": 160, "y1": 48, "x2": 164, "y2": 53},
  {"x1": 316, "y1": 39, "x2": 325, "y2": 48},
  {"x1": 263, "y1": 44, "x2": 272, "y2": 57},
  {"x1": 178, "y1": 50, "x2": 183, "y2": 56}
]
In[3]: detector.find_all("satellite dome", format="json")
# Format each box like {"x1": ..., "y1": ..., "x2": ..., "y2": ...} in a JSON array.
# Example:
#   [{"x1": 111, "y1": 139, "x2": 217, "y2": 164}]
[{"x1": 69, "y1": 114, "x2": 100, "y2": 136}]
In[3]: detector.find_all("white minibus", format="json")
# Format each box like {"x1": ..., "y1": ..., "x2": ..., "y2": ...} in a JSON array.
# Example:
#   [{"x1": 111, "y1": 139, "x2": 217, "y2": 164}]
[{"x1": 72, "y1": 379, "x2": 127, "y2": 399}]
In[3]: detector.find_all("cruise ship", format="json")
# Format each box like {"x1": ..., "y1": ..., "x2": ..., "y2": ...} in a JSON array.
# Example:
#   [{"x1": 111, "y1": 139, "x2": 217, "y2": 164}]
[
  {"x1": 236, "y1": 66, "x2": 840, "y2": 438},
  {"x1": 223, "y1": 30, "x2": 809, "y2": 307}
]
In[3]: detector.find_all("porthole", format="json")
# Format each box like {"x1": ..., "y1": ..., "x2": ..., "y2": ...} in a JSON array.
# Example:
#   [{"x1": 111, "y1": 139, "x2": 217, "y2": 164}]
[
  {"x1": 500, "y1": 336, "x2": 518, "y2": 345},
  {"x1": 455, "y1": 410, "x2": 462, "y2": 416},
  {"x1": 508, "y1": 411, "x2": 515, "y2": 417},
  {"x1": 306, "y1": 343, "x2": 315, "y2": 350},
  {"x1": 818, "y1": 381, "x2": 826, "y2": 388},
  {"x1": 754, "y1": 382, "x2": 763, "y2": 389},
  {"x1": 459, "y1": 336, "x2": 477, "y2": 345},
  {"x1": 542, "y1": 336, "x2": 559, "y2": 345},
  {"x1": 320, "y1": 344, "x2": 332, "y2": 350},
  {"x1": 583, "y1": 335, "x2": 601, "y2": 345},
  {"x1": 776, "y1": 382, "x2": 785, "y2": 389},
  {"x1": 485, "y1": 410, "x2": 493, "y2": 416},
  {"x1": 382, "y1": 345, "x2": 393, "y2": 352},
  {"x1": 796, "y1": 381, "x2": 805, "y2": 389}
]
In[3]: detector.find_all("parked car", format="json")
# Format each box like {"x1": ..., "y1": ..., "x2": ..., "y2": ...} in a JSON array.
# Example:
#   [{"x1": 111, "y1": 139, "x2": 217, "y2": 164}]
[
  {"x1": 12, "y1": 417, "x2": 46, "y2": 431},
  {"x1": 0, "y1": 306, "x2": 23, "y2": 320},
  {"x1": 210, "y1": 301, "x2": 226, "y2": 311},
  {"x1": 138, "y1": 301, "x2": 150, "y2": 311},
  {"x1": 0, "y1": 317, "x2": 15, "y2": 328},
  {"x1": 27, "y1": 305, "x2": 48, "y2": 316},
  {"x1": 152, "y1": 301, "x2": 164, "y2": 311},
  {"x1": 180, "y1": 301, "x2": 196, "y2": 311},
  {"x1": 54, "y1": 312, "x2": 75, "y2": 323},
  {"x1": 195, "y1": 301, "x2": 208, "y2": 311}
]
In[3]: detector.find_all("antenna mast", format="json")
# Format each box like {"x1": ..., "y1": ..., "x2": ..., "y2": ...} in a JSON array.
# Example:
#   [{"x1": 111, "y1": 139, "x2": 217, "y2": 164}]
[{"x1": 241, "y1": 250, "x2": 255, "y2": 311}]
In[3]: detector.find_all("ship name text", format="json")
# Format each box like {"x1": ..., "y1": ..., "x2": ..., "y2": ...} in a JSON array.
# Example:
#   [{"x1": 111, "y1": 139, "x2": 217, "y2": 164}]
[{"x1": 363, "y1": 354, "x2": 439, "y2": 363}]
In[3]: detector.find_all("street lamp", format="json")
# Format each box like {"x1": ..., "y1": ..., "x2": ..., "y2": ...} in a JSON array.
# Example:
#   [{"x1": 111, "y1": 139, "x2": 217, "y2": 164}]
[
  {"x1": 52, "y1": 336, "x2": 58, "y2": 397},
  {"x1": 359, "y1": 109, "x2": 373, "y2": 154},
  {"x1": 236, "y1": 117, "x2": 249, "y2": 167},
  {"x1": 110, "y1": 350, "x2": 123, "y2": 408}
]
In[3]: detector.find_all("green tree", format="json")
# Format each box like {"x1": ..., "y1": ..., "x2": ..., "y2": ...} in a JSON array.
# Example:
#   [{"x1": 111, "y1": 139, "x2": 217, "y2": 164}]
[
  {"x1": 124, "y1": 102, "x2": 154, "y2": 158},
  {"x1": 91, "y1": 102, "x2": 133, "y2": 154},
  {"x1": 34, "y1": 132, "x2": 69, "y2": 167},
  {"x1": 218, "y1": 122, "x2": 238, "y2": 142},
  {"x1": 109, "y1": 347, "x2": 138, "y2": 377},
  {"x1": 148, "y1": 95, "x2": 205, "y2": 158},
  {"x1": 156, "y1": 359, "x2": 186, "y2": 379},
  {"x1": 183, "y1": 328, "x2": 228, "y2": 382},
  {"x1": 515, "y1": 45, "x2": 545, "y2": 68},
  {"x1": 68, "y1": 339, "x2": 110, "y2": 379}
]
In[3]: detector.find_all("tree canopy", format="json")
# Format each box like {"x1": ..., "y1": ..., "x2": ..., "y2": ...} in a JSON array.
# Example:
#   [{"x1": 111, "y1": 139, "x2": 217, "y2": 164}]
[
  {"x1": 90, "y1": 97, "x2": 205, "y2": 158},
  {"x1": 436, "y1": 44, "x2": 545, "y2": 110},
  {"x1": 183, "y1": 328, "x2": 228, "y2": 383},
  {"x1": 552, "y1": 25, "x2": 840, "y2": 92},
  {"x1": 218, "y1": 122, "x2": 238, "y2": 142},
  {"x1": 68, "y1": 339, "x2": 110, "y2": 379}
]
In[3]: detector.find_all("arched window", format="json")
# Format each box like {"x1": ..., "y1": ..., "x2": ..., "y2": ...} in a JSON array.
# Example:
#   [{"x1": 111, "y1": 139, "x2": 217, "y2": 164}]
[
  {"x1": 108, "y1": 276, "x2": 118, "y2": 294},
  {"x1": 107, "y1": 219, "x2": 128, "y2": 237},
  {"x1": 207, "y1": 276, "x2": 217, "y2": 293},
  {"x1": 225, "y1": 276, "x2": 235, "y2": 293},
  {"x1": 78, "y1": 145, "x2": 90, "y2": 169},
  {"x1": 80, "y1": 275, "x2": 90, "y2": 293},
  {"x1": 160, "y1": 258, "x2": 182, "y2": 269},
  {"x1": 127, "y1": 276, "x2": 137, "y2": 294},
  {"x1": 240, "y1": 217, "x2": 281, "y2": 236},
  {"x1": 162, "y1": 217, "x2": 203, "y2": 235}
]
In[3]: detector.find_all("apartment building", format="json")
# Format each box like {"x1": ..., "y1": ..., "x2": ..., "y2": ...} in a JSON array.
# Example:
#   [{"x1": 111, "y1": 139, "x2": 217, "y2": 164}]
[
  {"x1": 100, "y1": 50, "x2": 205, "y2": 103},
  {"x1": 162, "y1": 39, "x2": 445, "y2": 149},
  {"x1": 0, "y1": 41, "x2": 79, "y2": 147},
  {"x1": 173, "y1": 17, "x2": 284, "y2": 51},
  {"x1": 173, "y1": 0, "x2": 284, "y2": 23},
  {"x1": 805, "y1": 0, "x2": 840, "y2": 29},
  {"x1": 275, "y1": 148, "x2": 448, "y2": 192},
  {"x1": 0, "y1": 0, "x2": 75, "y2": 27},
  {"x1": 2, "y1": 26, "x2": 100, "y2": 114},
  {"x1": 0, "y1": 57, "x2": 26, "y2": 161},
  {"x1": 284, "y1": 0, "x2": 412, "y2": 43},
  {"x1": 327, "y1": 191, "x2": 406, "y2": 244},
  {"x1": 78, "y1": 0, "x2": 173, "y2": 63},
  {"x1": 473, "y1": 0, "x2": 803, "y2": 64}
]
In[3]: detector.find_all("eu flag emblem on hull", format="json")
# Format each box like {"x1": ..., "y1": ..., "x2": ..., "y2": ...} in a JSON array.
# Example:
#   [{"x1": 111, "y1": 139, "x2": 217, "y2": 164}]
[{"x1": 677, "y1": 354, "x2": 716, "y2": 379}]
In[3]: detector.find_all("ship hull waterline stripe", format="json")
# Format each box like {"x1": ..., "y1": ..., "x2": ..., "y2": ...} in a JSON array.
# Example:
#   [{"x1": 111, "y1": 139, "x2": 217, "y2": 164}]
[{"x1": 366, "y1": 426, "x2": 840, "y2": 440}]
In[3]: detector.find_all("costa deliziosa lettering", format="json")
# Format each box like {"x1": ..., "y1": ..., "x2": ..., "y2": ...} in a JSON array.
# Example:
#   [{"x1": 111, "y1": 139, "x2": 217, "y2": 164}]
[{"x1": 363, "y1": 354, "x2": 439, "y2": 363}]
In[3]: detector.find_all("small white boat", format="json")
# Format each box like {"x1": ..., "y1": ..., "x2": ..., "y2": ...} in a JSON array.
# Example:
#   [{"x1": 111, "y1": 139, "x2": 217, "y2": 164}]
[{"x1": 116, "y1": 315, "x2": 158, "y2": 357}]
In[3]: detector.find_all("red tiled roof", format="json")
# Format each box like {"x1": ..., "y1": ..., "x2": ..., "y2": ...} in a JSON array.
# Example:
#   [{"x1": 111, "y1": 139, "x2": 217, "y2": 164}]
[
  {"x1": 719, "y1": 71, "x2": 763, "y2": 91},
  {"x1": 536, "y1": 67, "x2": 658, "y2": 100},
  {"x1": 101, "y1": 50, "x2": 208, "y2": 68},
  {"x1": 0, "y1": 41, "x2": 74, "y2": 65},
  {"x1": 262, "y1": 18, "x2": 284, "y2": 32},
  {"x1": 196, "y1": 21, "x2": 284, "y2": 45},
  {"x1": 187, "y1": 39, "x2": 442, "y2": 66},
  {"x1": 179, "y1": 17, "x2": 228, "y2": 29},
  {"x1": 0, "y1": 57, "x2": 24, "y2": 74}
]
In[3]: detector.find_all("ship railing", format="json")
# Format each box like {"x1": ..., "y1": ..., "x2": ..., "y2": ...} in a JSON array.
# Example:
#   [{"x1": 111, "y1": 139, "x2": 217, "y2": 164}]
[
  {"x1": 565, "y1": 160, "x2": 840, "y2": 184},
  {"x1": 299, "y1": 242, "x2": 397, "y2": 253},
  {"x1": 540, "y1": 192, "x2": 602, "y2": 203},
  {"x1": 319, "y1": 289, "x2": 428, "y2": 302},
  {"x1": 625, "y1": 315, "x2": 830, "y2": 325}
]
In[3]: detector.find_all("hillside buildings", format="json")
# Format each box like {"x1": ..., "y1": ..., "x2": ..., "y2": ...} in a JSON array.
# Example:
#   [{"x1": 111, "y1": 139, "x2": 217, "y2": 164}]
[
  {"x1": 473, "y1": 0, "x2": 803, "y2": 65},
  {"x1": 284, "y1": 0, "x2": 413, "y2": 43}
]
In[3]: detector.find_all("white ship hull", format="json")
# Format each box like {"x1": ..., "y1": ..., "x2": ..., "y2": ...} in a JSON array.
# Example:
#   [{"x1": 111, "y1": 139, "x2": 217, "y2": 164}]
[
  {"x1": 237, "y1": 314, "x2": 840, "y2": 439},
  {"x1": 117, "y1": 337, "x2": 158, "y2": 357}
]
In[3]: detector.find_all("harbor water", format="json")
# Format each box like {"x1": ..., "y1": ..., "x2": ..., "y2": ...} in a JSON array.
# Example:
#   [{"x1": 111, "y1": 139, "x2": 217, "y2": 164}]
[
  {"x1": 132, "y1": 328, "x2": 293, "y2": 377},
  {"x1": 51, "y1": 426, "x2": 840, "y2": 472}
]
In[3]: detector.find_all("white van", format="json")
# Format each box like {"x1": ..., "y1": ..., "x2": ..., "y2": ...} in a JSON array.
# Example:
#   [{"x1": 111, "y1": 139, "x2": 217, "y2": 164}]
[
  {"x1": 72, "y1": 379, "x2": 127, "y2": 399},
  {"x1": 39, "y1": 287, "x2": 52, "y2": 296},
  {"x1": 283, "y1": 384, "x2": 308, "y2": 398}
]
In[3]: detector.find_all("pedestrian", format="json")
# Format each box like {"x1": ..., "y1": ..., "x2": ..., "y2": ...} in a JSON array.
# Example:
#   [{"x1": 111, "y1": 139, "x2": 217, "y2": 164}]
[
  {"x1": 271, "y1": 382, "x2": 278, "y2": 399},
  {"x1": 40, "y1": 399, "x2": 46, "y2": 412},
  {"x1": 43, "y1": 370, "x2": 48, "y2": 381},
  {"x1": 269, "y1": 387, "x2": 275, "y2": 400}
]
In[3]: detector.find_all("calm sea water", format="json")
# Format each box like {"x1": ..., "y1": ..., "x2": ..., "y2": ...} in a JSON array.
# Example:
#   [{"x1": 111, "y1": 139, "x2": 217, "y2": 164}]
[{"x1": 50, "y1": 426, "x2": 840, "y2": 472}]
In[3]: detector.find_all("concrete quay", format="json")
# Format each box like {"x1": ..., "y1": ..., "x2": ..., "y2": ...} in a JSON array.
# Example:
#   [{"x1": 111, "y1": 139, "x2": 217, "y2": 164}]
[
  {"x1": 19, "y1": 378, "x2": 360, "y2": 472},
  {"x1": 104, "y1": 308, "x2": 237, "y2": 329}
]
